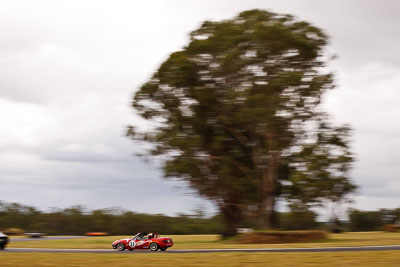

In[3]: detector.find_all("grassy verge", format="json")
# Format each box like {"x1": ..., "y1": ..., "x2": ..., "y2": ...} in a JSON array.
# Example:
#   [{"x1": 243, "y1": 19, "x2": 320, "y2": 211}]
[
  {"x1": 1, "y1": 251, "x2": 400, "y2": 267},
  {"x1": 8, "y1": 232, "x2": 400, "y2": 249},
  {"x1": 236, "y1": 230, "x2": 328, "y2": 243}
]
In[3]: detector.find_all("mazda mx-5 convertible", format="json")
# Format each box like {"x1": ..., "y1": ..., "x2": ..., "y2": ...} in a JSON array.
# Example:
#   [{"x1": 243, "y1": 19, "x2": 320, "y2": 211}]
[{"x1": 112, "y1": 232, "x2": 173, "y2": 251}]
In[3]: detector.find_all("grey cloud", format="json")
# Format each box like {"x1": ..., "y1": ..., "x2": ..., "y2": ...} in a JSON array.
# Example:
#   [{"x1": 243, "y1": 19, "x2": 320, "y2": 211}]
[{"x1": 1, "y1": 0, "x2": 400, "y2": 214}]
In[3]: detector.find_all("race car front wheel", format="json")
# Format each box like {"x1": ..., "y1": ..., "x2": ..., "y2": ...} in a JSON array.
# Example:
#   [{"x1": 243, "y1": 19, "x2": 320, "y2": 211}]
[
  {"x1": 116, "y1": 243, "x2": 125, "y2": 251},
  {"x1": 160, "y1": 247, "x2": 167, "y2": 251},
  {"x1": 149, "y1": 243, "x2": 158, "y2": 251}
]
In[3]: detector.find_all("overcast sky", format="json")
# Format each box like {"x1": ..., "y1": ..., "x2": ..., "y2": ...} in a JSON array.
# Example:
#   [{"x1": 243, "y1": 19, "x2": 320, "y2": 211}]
[{"x1": 0, "y1": 0, "x2": 399, "y2": 216}]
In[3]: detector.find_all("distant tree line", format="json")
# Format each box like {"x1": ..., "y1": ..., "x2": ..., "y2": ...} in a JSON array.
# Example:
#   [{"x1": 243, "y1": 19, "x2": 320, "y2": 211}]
[
  {"x1": 0, "y1": 202, "x2": 223, "y2": 235},
  {"x1": 0, "y1": 201, "x2": 320, "y2": 234},
  {"x1": 2, "y1": 202, "x2": 397, "y2": 234},
  {"x1": 348, "y1": 208, "x2": 400, "y2": 231}
]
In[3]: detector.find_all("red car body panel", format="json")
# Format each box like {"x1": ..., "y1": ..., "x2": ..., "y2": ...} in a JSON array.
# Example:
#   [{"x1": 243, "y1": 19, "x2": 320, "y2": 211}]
[{"x1": 112, "y1": 233, "x2": 173, "y2": 251}]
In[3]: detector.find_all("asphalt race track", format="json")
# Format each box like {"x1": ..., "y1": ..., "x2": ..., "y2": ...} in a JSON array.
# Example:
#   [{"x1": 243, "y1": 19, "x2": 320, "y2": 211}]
[{"x1": 2, "y1": 245, "x2": 400, "y2": 254}]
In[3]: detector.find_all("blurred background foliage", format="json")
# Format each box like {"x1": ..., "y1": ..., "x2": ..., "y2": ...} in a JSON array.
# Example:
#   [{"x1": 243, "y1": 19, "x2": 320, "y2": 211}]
[
  {"x1": 0, "y1": 201, "x2": 223, "y2": 235},
  {"x1": 2, "y1": 201, "x2": 399, "y2": 235}
]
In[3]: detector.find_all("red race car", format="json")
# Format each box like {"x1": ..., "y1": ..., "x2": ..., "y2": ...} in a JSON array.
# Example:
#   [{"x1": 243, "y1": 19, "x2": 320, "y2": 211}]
[{"x1": 112, "y1": 232, "x2": 173, "y2": 251}]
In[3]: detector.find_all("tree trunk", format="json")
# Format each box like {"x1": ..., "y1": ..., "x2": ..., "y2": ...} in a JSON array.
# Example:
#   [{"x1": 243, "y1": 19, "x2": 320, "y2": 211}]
[
  {"x1": 258, "y1": 147, "x2": 279, "y2": 229},
  {"x1": 221, "y1": 203, "x2": 242, "y2": 238}
]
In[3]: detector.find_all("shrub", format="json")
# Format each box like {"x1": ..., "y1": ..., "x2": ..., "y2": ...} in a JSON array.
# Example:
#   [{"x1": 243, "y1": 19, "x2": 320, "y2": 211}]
[
  {"x1": 236, "y1": 230, "x2": 328, "y2": 244},
  {"x1": 384, "y1": 224, "x2": 400, "y2": 232},
  {"x1": 348, "y1": 209, "x2": 383, "y2": 231},
  {"x1": 279, "y1": 206, "x2": 318, "y2": 230},
  {"x1": 3, "y1": 228, "x2": 25, "y2": 235}
]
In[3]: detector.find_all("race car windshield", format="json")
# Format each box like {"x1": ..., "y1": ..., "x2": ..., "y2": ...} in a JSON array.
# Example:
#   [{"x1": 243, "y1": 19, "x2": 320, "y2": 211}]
[{"x1": 133, "y1": 233, "x2": 148, "y2": 240}]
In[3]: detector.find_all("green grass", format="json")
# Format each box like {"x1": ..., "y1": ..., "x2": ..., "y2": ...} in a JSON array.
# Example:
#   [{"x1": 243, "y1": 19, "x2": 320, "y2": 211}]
[
  {"x1": 8, "y1": 232, "x2": 400, "y2": 249},
  {"x1": 1, "y1": 251, "x2": 400, "y2": 267},
  {"x1": 4, "y1": 233, "x2": 400, "y2": 267}
]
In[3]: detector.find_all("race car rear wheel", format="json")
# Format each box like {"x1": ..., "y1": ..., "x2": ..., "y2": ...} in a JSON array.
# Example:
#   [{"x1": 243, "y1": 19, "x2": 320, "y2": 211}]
[
  {"x1": 116, "y1": 243, "x2": 125, "y2": 251},
  {"x1": 149, "y1": 242, "x2": 158, "y2": 251}
]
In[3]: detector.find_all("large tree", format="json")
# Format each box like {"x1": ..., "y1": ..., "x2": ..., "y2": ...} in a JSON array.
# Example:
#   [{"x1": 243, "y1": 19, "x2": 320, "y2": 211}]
[{"x1": 128, "y1": 9, "x2": 356, "y2": 233}]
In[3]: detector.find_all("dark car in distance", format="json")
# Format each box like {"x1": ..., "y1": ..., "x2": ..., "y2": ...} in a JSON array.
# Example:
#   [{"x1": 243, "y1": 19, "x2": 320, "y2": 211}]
[{"x1": 0, "y1": 232, "x2": 8, "y2": 250}]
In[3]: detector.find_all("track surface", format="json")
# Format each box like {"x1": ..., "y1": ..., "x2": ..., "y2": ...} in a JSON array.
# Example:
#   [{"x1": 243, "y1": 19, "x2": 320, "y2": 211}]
[{"x1": 2, "y1": 245, "x2": 400, "y2": 254}]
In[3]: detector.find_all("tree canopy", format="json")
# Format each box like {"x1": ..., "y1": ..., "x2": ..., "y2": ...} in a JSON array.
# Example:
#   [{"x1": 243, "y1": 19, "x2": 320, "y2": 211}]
[{"x1": 128, "y1": 9, "x2": 356, "y2": 234}]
